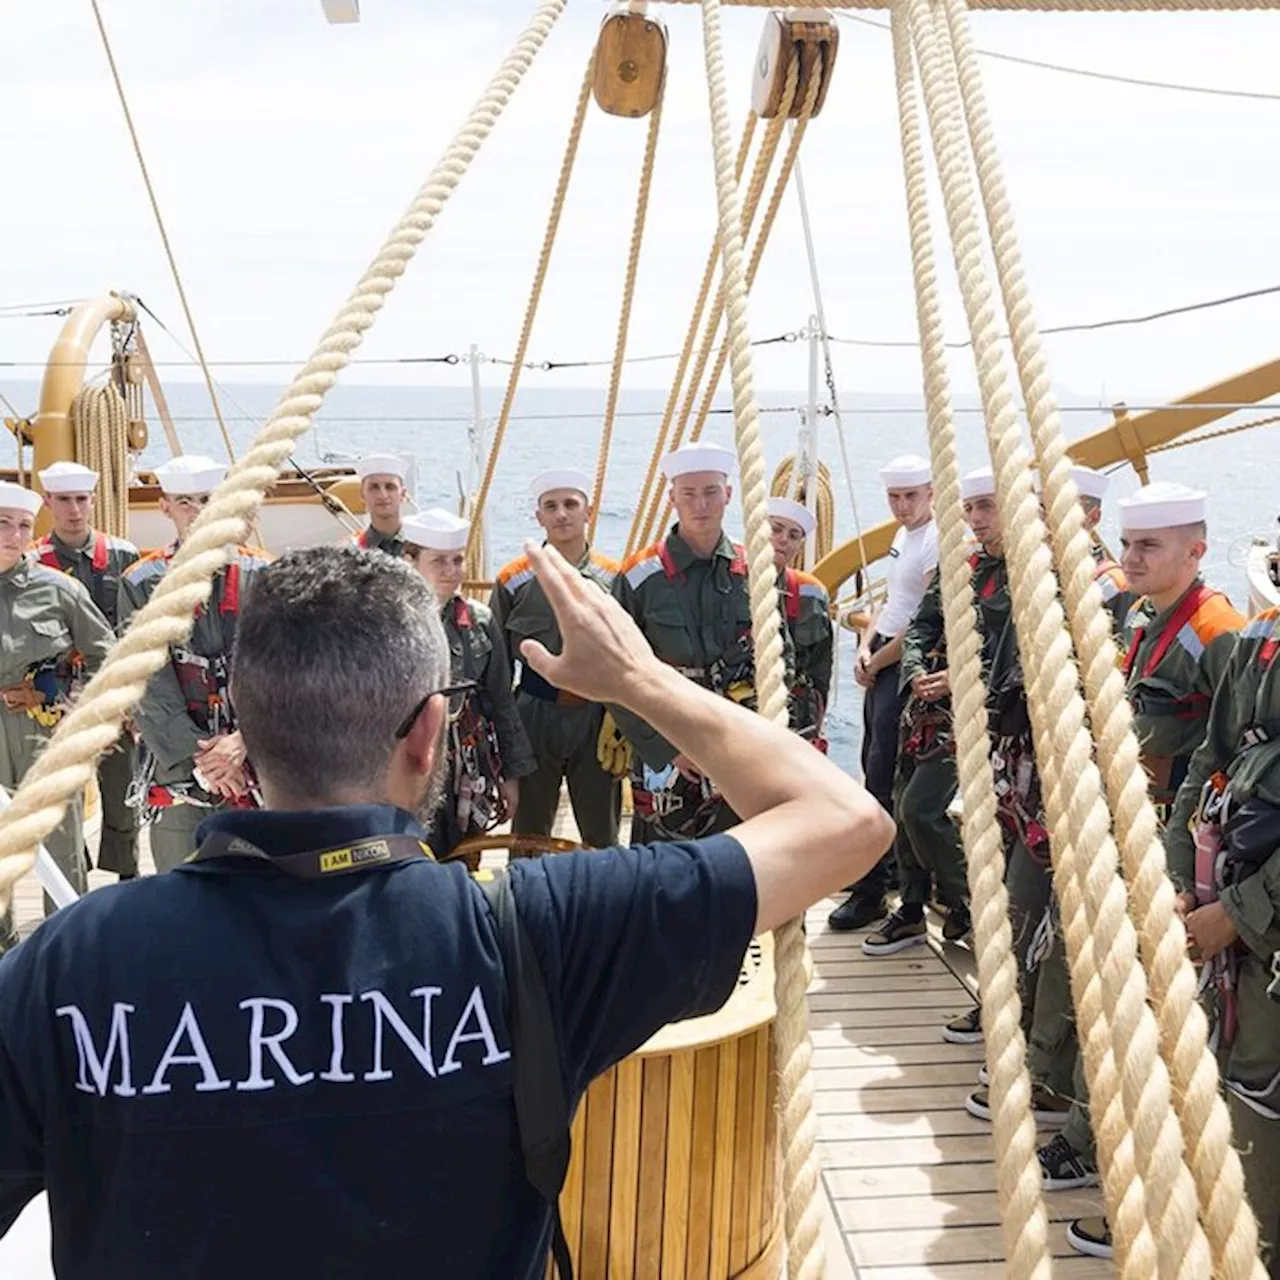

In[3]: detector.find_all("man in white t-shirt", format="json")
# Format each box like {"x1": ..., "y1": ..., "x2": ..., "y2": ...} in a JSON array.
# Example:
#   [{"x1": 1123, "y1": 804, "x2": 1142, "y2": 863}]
[{"x1": 829, "y1": 455, "x2": 939, "y2": 931}]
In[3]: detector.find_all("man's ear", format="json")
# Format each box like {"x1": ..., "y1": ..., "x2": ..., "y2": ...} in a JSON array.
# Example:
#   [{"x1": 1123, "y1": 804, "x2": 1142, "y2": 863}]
[{"x1": 400, "y1": 691, "x2": 448, "y2": 780}]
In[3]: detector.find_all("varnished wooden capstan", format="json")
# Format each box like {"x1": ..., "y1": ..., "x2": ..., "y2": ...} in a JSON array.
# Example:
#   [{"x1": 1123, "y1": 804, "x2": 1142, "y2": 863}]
[
  {"x1": 751, "y1": 8, "x2": 839, "y2": 120},
  {"x1": 593, "y1": 4, "x2": 668, "y2": 119}
]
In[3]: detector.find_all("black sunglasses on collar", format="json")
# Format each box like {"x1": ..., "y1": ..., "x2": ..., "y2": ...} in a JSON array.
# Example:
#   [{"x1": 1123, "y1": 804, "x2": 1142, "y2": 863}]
[{"x1": 394, "y1": 680, "x2": 477, "y2": 741}]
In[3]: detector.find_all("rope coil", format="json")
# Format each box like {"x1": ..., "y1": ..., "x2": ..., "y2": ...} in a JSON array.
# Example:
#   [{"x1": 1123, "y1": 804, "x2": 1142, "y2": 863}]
[{"x1": 71, "y1": 384, "x2": 131, "y2": 540}]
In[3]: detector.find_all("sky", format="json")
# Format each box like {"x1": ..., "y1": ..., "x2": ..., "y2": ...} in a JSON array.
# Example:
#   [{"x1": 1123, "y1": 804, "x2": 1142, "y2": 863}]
[{"x1": 4, "y1": 0, "x2": 1280, "y2": 409}]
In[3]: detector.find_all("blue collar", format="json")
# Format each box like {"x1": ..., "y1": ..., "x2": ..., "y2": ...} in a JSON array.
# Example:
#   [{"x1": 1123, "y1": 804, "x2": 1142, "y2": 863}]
[{"x1": 195, "y1": 804, "x2": 427, "y2": 858}]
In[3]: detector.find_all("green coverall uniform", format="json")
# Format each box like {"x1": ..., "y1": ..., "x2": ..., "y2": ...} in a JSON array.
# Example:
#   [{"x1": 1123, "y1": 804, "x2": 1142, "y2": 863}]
[
  {"x1": 118, "y1": 545, "x2": 272, "y2": 873},
  {"x1": 780, "y1": 566, "x2": 833, "y2": 742},
  {"x1": 896, "y1": 571, "x2": 968, "y2": 915},
  {"x1": 611, "y1": 526, "x2": 795, "y2": 845},
  {"x1": 1039, "y1": 576, "x2": 1242, "y2": 1145},
  {"x1": 355, "y1": 525, "x2": 407, "y2": 560},
  {"x1": 0, "y1": 558, "x2": 114, "y2": 948},
  {"x1": 1166, "y1": 605, "x2": 1280, "y2": 1274},
  {"x1": 489, "y1": 547, "x2": 621, "y2": 849},
  {"x1": 31, "y1": 529, "x2": 140, "y2": 877}
]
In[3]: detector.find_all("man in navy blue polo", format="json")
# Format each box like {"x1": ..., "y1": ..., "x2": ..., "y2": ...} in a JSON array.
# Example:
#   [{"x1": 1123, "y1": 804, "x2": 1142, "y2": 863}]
[{"x1": 0, "y1": 542, "x2": 893, "y2": 1279}]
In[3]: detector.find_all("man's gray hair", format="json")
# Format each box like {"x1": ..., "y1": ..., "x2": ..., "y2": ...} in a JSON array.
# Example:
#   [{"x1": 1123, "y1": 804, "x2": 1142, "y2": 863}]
[{"x1": 232, "y1": 546, "x2": 448, "y2": 801}]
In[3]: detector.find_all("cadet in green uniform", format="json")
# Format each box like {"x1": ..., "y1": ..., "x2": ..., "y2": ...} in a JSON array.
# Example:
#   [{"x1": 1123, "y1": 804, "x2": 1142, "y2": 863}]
[
  {"x1": 33, "y1": 460, "x2": 141, "y2": 879},
  {"x1": 1146, "y1": 606, "x2": 1280, "y2": 1277},
  {"x1": 352, "y1": 452, "x2": 411, "y2": 558},
  {"x1": 1053, "y1": 484, "x2": 1245, "y2": 1261},
  {"x1": 402, "y1": 509, "x2": 535, "y2": 867},
  {"x1": 872, "y1": 534, "x2": 970, "y2": 961},
  {"x1": 118, "y1": 456, "x2": 271, "y2": 873},
  {"x1": 767, "y1": 496, "x2": 833, "y2": 742},
  {"x1": 491, "y1": 468, "x2": 621, "y2": 848},
  {"x1": 612, "y1": 441, "x2": 796, "y2": 845},
  {"x1": 0, "y1": 480, "x2": 114, "y2": 949}
]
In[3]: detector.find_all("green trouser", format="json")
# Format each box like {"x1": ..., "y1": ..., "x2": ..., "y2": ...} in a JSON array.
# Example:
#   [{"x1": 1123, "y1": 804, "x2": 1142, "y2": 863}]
[
  {"x1": 95, "y1": 734, "x2": 139, "y2": 877},
  {"x1": 512, "y1": 692, "x2": 621, "y2": 850},
  {"x1": 149, "y1": 800, "x2": 225, "y2": 873},
  {"x1": 0, "y1": 710, "x2": 89, "y2": 952},
  {"x1": 896, "y1": 753, "x2": 967, "y2": 911},
  {"x1": 1223, "y1": 950, "x2": 1280, "y2": 1274},
  {"x1": 1006, "y1": 835, "x2": 1054, "y2": 1039},
  {"x1": 1027, "y1": 915, "x2": 1081, "y2": 1103}
]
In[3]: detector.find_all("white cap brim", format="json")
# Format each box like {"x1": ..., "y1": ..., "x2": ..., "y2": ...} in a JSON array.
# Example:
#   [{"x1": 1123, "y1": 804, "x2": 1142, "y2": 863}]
[
  {"x1": 155, "y1": 455, "x2": 227, "y2": 496},
  {"x1": 401, "y1": 507, "x2": 470, "y2": 552},
  {"x1": 1118, "y1": 482, "x2": 1207, "y2": 531},
  {"x1": 661, "y1": 443, "x2": 736, "y2": 481},
  {"x1": 38, "y1": 462, "x2": 99, "y2": 493},
  {"x1": 1070, "y1": 465, "x2": 1110, "y2": 501},
  {"x1": 960, "y1": 467, "x2": 996, "y2": 500},
  {"x1": 0, "y1": 482, "x2": 43, "y2": 516},
  {"x1": 531, "y1": 468, "x2": 592, "y2": 501},
  {"x1": 767, "y1": 495, "x2": 816, "y2": 536},
  {"x1": 356, "y1": 453, "x2": 409, "y2": 482},
  {"x1": 879, "y1": 455, "x2": 932, "y2": 488}
]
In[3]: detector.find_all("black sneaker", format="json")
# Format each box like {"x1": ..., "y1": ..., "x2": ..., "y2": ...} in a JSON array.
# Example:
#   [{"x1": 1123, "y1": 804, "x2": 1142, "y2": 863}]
[
  {"x1": 966, "y1": 1084, "x2": 1072, "y2": 1127},
  {"x1": 862, "y1": 908, "x2": 928, "y2": 956},
  {"x1": 827, "y1": 893, "x2": 888, "y2": 932},
  {"x1": 1037, "y1": 1133, "x2": 1100, "y2": 1190},
  {"x1": 942, "y1": 1005, "x2": 983, "y2": 1044},
  {"x1": 1066, "y1": 1217, "x2": 1112, "y2": 1260},
  {"x1": 942, "y1": 905, "x2": 972, "y2": 944}
]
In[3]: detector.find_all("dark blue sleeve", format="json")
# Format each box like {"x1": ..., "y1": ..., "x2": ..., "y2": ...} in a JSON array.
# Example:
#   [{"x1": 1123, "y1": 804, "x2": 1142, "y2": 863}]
[
  {"x1": 0, "y1": 950, "x2": 45, "y2": 1238},
  {"x1": 507, "y1": 834, "x2": 757, "y2": 1096}
]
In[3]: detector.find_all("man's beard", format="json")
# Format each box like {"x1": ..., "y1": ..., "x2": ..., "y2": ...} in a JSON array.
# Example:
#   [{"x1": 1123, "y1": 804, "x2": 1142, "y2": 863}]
[{"x1": 415, "y1": 745, "x2": 449, "y2": 836}]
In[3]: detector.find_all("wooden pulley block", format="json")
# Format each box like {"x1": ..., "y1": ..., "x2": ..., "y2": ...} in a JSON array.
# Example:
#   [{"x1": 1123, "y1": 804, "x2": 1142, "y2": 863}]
[
  {"x1": 751, "y1": 8, "x2": 839, "y2": 120},
  {"x1": 127, "y1": 419, "x2": 149, "y2": 452},
  {"x1": 593, "y1": 5, "x2": 668, "y2": 119}
]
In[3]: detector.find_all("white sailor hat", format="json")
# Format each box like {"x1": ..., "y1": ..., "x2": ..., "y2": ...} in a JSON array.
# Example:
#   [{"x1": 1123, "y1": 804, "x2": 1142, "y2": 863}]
[
  {"x1": 154, "y1": 454, "x2": 227, "y2": 496},
  {"x1": 38, "y1": 461, "x2": 99, "y2": 494},
  {"x1": 879, "y1": 454, "x2": 931, "y2": 489},
  {"x1": 531, "y1": 468, "x2": 592, "y2": 502},
  {"x1": 1117, "y1": 481, "x2": 1207, "y2": 532},
  {"x1": 0, "y1": 481, "x2": 43, "y2": 516},
  {"x1": 767, "y1": 495, "x2": 816, "y2": 537},
  {"x1": 1070, "y1": 464, "x2": 1110, "y2": 501},
  {"x1": 355, "y1": 453, "x2": 409, "y2": 482},
  {"x1": 401, "y1": 508, "x2": 470, "y2": 552},
  {"x1": 661, "y1": 441, "x2": 736, "y2": 481},
  {"x1": 960, "y1": 466, "x2": 996, "y2": 500}
]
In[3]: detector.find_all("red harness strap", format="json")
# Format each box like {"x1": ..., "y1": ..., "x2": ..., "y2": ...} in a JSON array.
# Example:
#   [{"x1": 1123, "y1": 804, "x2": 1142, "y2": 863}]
[
  {"x1": 220, "y1": 562, "x2": 241, "y2": 616},
  {"x1": 1124, "y1": 585, "x2": 1214, "y2": 682},
  {"x1": 452, "y1": 596, "x2": 472, "y2": 629},
  {"x1": 35, "y1": 532, "x2": 109, "y2": 575},
  {"x1": 658, "y1": 539, "x2": 748, "y2": 583},
  {"x1": 969, "y1": 551, "x2": 999, "y2": 599},
  {"x1": 356, "y1": 528, "x2": 373, "y2": 550},
  {"x1": 783, "y1": 568, "x2": 801, "y2": 622}
]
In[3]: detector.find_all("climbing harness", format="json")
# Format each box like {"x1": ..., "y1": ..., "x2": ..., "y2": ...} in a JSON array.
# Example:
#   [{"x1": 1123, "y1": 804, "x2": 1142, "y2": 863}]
[{"x1": 3, "y1": 652, "x2": 86, "y2": 729}]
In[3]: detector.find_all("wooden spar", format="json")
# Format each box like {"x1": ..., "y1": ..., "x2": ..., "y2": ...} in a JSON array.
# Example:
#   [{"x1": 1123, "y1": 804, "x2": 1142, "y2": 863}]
[{"x1": 812, "y1": 353, "x2": 1280, "y2": 595}]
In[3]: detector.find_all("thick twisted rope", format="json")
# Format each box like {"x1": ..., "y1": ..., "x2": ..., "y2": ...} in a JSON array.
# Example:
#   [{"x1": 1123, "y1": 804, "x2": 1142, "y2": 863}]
[
  {"x1": 889, "y1": 11, "x2": 1050, "y2": 1275},
  {"x1": 650, "y1": 59, "x2": 820, "y2": 542},
  {"x1": 630, "y1": 73, "x2": 796, "y2": 555},
  {"x1": 939, "y1": 1, "x2": 1265, "y2": 1272},
  {"x1": 465, "y1": 49, "x2": 595, "y2": 563},
  {"x1": 589, "y1": 74, "x2": 666, "y2": 541},
  {"x1": 906, "y1": 0, "x2": 1205, "y2": 1273},
  {"x1": 624, "y1": 115, "x2": 757, "y2": 560},
  {"x1": 71, "y1": 384, "x2": 130, "y2": 539},
  {"x1": 698, "y1": 5, "x2": 824, "y2": 1276},
  {"x1": 0, "y1": 0, "x2": 568, "y2": 909}
]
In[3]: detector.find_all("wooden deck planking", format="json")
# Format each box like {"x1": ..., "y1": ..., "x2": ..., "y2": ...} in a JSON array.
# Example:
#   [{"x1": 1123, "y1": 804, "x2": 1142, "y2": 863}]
[{"x1": 805, "y1": 895, "x2": 1114, "y2": 1279}]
